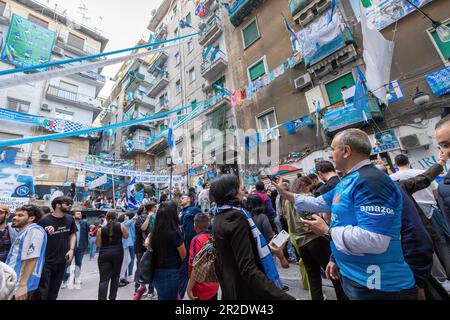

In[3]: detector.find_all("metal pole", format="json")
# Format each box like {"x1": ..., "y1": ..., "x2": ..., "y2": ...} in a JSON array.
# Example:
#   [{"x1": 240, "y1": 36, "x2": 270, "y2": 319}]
[
  {"x1": 403, "y1": 0, "x2": 436, "y2": 24},
  {"x1": 112, "y1": 174, "x2": 116, "y2": 209},
  {"x1": 169, "y1": 159, "x2": 173, "y2": 201}
]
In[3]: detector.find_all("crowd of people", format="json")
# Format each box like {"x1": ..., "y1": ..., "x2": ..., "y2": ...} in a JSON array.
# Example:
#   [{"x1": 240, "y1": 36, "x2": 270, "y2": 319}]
[{"x1": 0, "y1": 115, "x2": 449, "y2": 300}]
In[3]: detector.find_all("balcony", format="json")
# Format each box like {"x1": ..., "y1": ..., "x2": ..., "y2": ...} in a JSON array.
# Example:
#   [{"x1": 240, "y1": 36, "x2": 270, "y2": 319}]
[
  {"x1": 147, "y1": 72, "x2": 169, "y2": 98},
  {"x1": 198, "y1": 15, "x2": 224, "y2": 47},
  {"x1": 55, "y1": 36, "x2": 103, "y2": 61},
  {"x1": 229, "y1": 0, "x2": 264, "y2": 28},
  {"x1": 122, "y1": 140, "x2": 148, "y2": 157},
  {"x1": 124, "y1": 71, "x2": 151, "y2": 92},
  {"x1": 66, "y1": 70, "x2": 106, "y2": 90},
  {"x1": 147, "y1": 51, "x2": 169, "y2": 75},
  {"x1": 291, "y1": 0, "x2": 332, "y2": 26},
  {"x1": 304, "y1": 27, "x2": 356, "y2": 69},
  {"x1": 155, "y1": 101, "x2": 170, "y2": 114},
  {"x1": 200, "y1": 52, "x2": 228, "y2": 81},
  {"x1": 46, "y1": 85, "x2": 102, "y2": 110},
  {"x1": 321, "y1": 97, "x2": 384, "y2": 135},
  {"x1": 155, "y1": 23, "x2": 168, "y2": 42}
]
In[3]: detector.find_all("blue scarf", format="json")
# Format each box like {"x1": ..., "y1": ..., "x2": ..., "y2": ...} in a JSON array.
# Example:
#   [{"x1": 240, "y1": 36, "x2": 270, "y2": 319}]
[{"x1": 216, "y1": 205, "x2": 283, "y2": 289}]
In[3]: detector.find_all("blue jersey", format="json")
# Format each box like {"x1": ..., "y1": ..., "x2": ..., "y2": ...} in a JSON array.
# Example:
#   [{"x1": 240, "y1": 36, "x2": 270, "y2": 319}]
[
  {"x1": 322, "y1": 165, "x2": 415, "y2": 292},
  {"x1": 6, "y1": 224, "x2": 47, "y2": 293}
]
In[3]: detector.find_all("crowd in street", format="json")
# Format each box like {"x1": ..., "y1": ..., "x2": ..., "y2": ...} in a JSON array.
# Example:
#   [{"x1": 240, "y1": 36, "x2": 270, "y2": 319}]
[{"x1": 0, "y1": 115, "x2": 450, "y2": 300}]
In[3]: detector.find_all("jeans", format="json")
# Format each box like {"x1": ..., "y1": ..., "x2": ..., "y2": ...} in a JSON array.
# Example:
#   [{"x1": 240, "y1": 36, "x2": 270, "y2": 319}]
[
  {"x1": 63, "y1": 248, "x2": 85, "y2": 282},
  {"x1": 34, "y1": 262, "x2": 66, "y2": 300},
  {"x1": 153, "y1": 268, "x2": 180, "y2": 300},
  {"x1": 98, "y1": 245, "x2": 123, "y2": 300},
  {"x1": 298, "y1": 237, "x2": 347, "y2": 300},
  {"x1": 178, "y1": 258, "x2": 189, "y2": 299},
  {"x1": 89, "y1": 237, "x2": 97, "y2": 259},
  {"x1": 341, "y1": 276, "x2": 418, "y2": 300},
  {"x1": 128, "y1": 246, "x2": 135, "y2": 277}
]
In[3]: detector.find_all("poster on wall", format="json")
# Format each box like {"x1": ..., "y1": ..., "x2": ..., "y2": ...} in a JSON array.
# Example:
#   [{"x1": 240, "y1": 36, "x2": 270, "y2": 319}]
[
  {"x1": 363, "y1": 0, "x2": 433, "y2": 30},
  {"x1": 0, "y1": 163, "x2": 35, "y2": 199},
  {"x1": 1, "y1": 13, "x2": 55, "y2": 69},
  {"x1": 370, "y1": 129, "x2": 401, "y2": 154},
  {"x1": 425, "y1": 66, "x2": 450, "y2": 97}
]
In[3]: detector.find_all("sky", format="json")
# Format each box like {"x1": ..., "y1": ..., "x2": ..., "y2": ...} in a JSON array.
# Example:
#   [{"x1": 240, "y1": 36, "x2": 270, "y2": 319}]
[{"x1": 39, "y1": 0, "x2": 164, "y2": 97}]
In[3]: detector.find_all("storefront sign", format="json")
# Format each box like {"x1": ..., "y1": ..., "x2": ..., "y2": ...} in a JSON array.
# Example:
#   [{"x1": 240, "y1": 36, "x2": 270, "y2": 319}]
[
  {"x1": 371, "y1": 129, "x2": 401, "y2": 154},
  {"x1": 425, "y1": 66, "x2": 450, "y2": 97}
]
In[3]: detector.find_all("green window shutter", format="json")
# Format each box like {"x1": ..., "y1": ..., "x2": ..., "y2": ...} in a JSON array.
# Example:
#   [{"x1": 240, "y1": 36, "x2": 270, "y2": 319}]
[
  {"x1": 160, "y1": 124, "x2": 167, "y2": 132},
  {"x1": 361, "y1": 0, "x2": 372, "y2": 8},
  {"x1": 243, "y1": 20, "x2": 260, "y2": 48},
  {"x1": 213, "y1": 76, "x2": 226, "y2": 93},
  {"x1": 249, "y1": 60, "x2": 266, "y2": 81},
  {"x1": 431, "y1": 24, "x2": 450, "y2": 60},
  {"x1": 325, "y1": 73, "x2": 356, "y2": 105}
]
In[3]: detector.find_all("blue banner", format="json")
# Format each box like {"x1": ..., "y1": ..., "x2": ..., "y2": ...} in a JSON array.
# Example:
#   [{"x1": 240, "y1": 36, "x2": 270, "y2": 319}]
[{"x1": 425, "y1": 66, "x2": 450, "y2": 97}]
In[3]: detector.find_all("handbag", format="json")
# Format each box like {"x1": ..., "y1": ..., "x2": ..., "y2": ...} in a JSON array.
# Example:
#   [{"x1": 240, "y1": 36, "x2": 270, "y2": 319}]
[
  {"x1": 137, "y1": 249, "x2": 156, "y2": 284},
  {"x1": 191, "y1": 237, "x2": 218, "y2": 283}
]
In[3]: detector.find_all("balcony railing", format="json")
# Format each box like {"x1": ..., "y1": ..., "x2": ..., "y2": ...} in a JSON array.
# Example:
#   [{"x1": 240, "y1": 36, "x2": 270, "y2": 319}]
[
  {"x1": 147, "y1": 51, "x2": 169, "y2": 74},
  {"x1": 155, "y1": 23, "x2": 168, "y2": 42},
  {"x1": 304, "y1": 26, "x2": 355, "y2": 68},
  {"x1": 147, "y1": 72, "x2": 169, "y2": 98},
  {"x1": 56, "y1": 35, "x2": 103, "y2": 60},
  {"x1": 46, "y1": 85, "x2": 102, "y2": 108},
  {"x1": 124, "y1": 71, "x2": 150, "y2": 92},
  {"x1": 198, "y1": 15, "x2": 224, "y2": 46},
  {"x1": 321, "y1": 97, "x2": 384, "y2": 134},
  {"x1": 200, "y1": 52, "x2": 228, "y2": 81},
  {"x1": 289, "y1": 0, "x2": 314, "y2": 18},
  {"x1": 229, "y1": 0, "x2": 264, "y2": 28}
]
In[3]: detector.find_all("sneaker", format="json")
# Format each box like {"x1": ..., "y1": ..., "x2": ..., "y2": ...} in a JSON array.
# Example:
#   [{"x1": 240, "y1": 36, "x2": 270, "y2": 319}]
[
  {"x1": 74, "y1": 278, "x2": 82, "y2": 285},
  {"x1": 282, "y1": 285, "x2": 289, "y2": 292},
  {"x1": 148, "y1": 292, "x2": 158, "y2": 300},
  {"x1": 60, "y1": 281, "x2": 68, "y2": 289},
  {"x1": 133, "y1": 287, "x2": 147, "y2": 300}
]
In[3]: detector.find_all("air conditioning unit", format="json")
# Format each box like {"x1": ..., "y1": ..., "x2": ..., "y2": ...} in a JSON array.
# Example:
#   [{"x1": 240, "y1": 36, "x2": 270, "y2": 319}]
[
  {"x1": 317, "y1": 0, "x2": 332, "y2": 14},
  {"x1": 294, "y1": 73, "x2": 312, "y2": 91},
  {"x1": 39, "y1": 153, "x2": 51, "y2": 162},
  {"x1": 52, "y1": 46, "x2": 63, "y2": 56},
  {"x1": 298, "y1": 10, "x2": 315, "y2": 27},
  {"x1": 41, "y1": 104, "x2": 51, "y2": 112},
  {"x1": 398, "y1": 127, "x2": 431, "y2": 150}
]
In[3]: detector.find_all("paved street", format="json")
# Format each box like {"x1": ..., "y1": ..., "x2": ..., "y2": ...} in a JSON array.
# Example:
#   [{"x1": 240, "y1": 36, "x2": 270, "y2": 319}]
[{"x1": 58, "y1": 254, "x2": 337, "y2": 300}]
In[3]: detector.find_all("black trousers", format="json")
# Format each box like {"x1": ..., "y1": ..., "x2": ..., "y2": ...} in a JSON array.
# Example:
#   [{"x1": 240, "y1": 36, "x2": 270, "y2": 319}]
[
  {"x1": 134, "y1": 252, "x2": 155, "y2": 293},
  {"x1": 298, "y1": 237, "x2": 348, "y2": 300},
  {"x1": 33, "y1": 262, "x2": 66, "y2": 300},
  {"x1": 98, "y1": 246, "x2": 123, "y2": 300}
]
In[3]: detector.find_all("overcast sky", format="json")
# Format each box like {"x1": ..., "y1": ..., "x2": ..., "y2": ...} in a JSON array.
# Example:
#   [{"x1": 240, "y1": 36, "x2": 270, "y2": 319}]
[{"x1": 40, "y1": 0, "x2": 164, "y2": 96}]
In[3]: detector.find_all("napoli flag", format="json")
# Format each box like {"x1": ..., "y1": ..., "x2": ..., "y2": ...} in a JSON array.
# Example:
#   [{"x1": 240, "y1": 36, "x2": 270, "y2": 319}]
[{"x1": 126, "y1": 178, "x2": 139, "y2": 210}]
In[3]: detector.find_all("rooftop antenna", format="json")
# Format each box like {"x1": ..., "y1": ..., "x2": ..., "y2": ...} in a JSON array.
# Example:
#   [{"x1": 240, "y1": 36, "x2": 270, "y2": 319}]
[{"x1": 77, "y1": 1, "x2": 90, "y2": 26}]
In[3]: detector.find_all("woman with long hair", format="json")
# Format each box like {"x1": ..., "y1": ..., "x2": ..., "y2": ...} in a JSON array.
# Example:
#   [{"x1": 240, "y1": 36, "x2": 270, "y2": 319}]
[
  {"x1": 210, "y1": 174, "x2": 294, "y2": 300},
  {"x1": 244, "y1": 194, "x2": 274, "y2": 243},
  {"x1": 150, "y1": 201, "x2": 186, "y2": 300},
  {"x1": 96, "y1": 211, "x2": 129, "y2": 300}
]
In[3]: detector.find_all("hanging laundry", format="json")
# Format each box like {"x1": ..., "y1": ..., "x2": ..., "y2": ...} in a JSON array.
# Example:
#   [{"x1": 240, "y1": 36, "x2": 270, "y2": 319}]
[
  {"x1": 240, "y1": 88, "x2": 247, "y2": 101},
  {"x1": 269, "y1": 71, "x2": 276, "y2": 82},
  {"x1": 261, "y1": 74, "x2": 270, "y2": 86},
  {"x1": 284, "y1": 121, "x2": 297, "y2": 135},
  {"x1": 231, "y1": 92, "x2": 238, "y2": 107}
]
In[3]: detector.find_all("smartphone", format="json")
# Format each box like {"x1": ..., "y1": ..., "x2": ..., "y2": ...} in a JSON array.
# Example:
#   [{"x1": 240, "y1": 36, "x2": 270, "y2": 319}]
[
  {"x1": 267, "y1": 175, "x2": 278, "y2": 182},
  {"x1": 272, "y1": 230, "x2": 290, "y2": 248}
]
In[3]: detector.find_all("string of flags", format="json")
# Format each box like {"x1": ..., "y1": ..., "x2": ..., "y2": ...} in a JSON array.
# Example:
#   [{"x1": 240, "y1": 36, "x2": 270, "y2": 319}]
[{"x1": 230, "y1": 52, "x2": 302, "y2": 108}]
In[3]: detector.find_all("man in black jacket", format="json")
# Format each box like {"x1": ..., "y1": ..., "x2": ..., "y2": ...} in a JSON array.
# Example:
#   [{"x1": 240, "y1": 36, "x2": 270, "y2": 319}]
[{"x1": 314, "y1": 161, "x2": 341, "y2": 197}]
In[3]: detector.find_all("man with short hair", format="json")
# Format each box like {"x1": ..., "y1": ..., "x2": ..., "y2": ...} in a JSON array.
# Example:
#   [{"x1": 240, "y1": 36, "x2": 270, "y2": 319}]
[
  {"x1": 314, "y1": 161, "x2": 341, "y2": 197},
  {"x1": 61, "y1": 211, "x2": 89, "y2": 288},
  {"x1": 35, "y1": 196, "x2": 77, "y2": 300},
  {"x1": 273, "y1": 128, "x2": 416, "y2": 300},
  {"x1": 7, "y1": 205, "x2": 47, "y2": 300},
  {"x1": 0, "y1": 205, "x2": 18, "y2": 263}
]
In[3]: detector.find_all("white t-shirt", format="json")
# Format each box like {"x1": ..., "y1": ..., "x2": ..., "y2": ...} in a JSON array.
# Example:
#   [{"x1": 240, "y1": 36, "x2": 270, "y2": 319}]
[{"x1": 390, "y1": 169, "x2": 438, "y2": 206}]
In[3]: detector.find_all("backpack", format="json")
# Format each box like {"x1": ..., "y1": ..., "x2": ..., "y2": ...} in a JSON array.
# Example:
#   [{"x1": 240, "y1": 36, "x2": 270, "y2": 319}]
[{"x1": 191, "y1": 235, "x2": 218, "y2": 283}]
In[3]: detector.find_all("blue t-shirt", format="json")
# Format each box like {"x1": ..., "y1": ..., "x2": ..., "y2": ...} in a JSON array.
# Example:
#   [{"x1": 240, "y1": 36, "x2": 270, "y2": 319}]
[
  {"x1": 122, "y1": 219, "x2": 135, "y2": 248},
  {"x1": 322, "y1": 164, "x2": 415, "y2": 292},
  {"x1": 7, "y1": 224, "x2": 47, "y2": 293}
]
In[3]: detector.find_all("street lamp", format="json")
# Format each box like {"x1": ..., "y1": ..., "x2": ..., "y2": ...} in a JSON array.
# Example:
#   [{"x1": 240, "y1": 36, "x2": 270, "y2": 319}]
[
  {"x1": 404, "y1": 0, "x2": 450, "y2": 42},
  {"x1": 166, "y1": 156, "x2": 173, "y2": 200},
  {"x1": 412, "y1": 87, "x2": 430, "y2": 106}
]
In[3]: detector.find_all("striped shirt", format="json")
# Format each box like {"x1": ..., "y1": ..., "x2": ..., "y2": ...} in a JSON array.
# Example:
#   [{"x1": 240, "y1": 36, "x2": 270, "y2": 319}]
[{"x1": 6, "y1": 224, "x2": 47, "y2": 293}]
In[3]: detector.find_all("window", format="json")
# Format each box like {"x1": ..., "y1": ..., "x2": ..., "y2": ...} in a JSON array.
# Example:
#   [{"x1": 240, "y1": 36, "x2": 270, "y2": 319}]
[
  {"x1": 191, "y1": 100, "x2": 198, "y2": 111},
  {"x1": 7, "y1": 98, "x2": 31, "y2": 113},
  {"x1": 213, "y1": 76, "x2": 226, "y2": 93},
  {"x1": 248, "y1": 57, "x2": 267, "y2": 82},
  {"x1": 173, "y1": 5, "x2": 177, "y2": 16},
  {"x1": 175, "y1": 52, "x2": 181, "y2": 66},
  {"x1": 67, "y1": 32, "x2": 85, "y2": 50},
  {"x1": 188, "y1": 68, "x2": 196, "y2": 83},
  {"x1": 257, "y1": 109, "x2": 279, "y2": 142},
  {"x1": 242, "y1": 19, "x2": 261, "y2": 48},
  {"x1": 174, "y1": 27, "x2": 179, "y2": 37},
  {"x1": 47, "y1": 141, "x2": 70, "y2": 158},
  {"x1": 186, "y1": 12, "x2": 192, "y2": 25},
  {"x1": 325, "y1": 73, "x2": 356, "y2": 105},
  {"x1": 59, "y1": 80, "x2": 78, "y2": 93},
  {"x1": 430, "y1": 22, "x2": 450, "y2": 63},
  {"x1": 187, "y1": 40, "x2": 194, "y2": 53},
  {"x1": 159, "y1": 92, "x2": 168, "y2": 107},
  {"x1": 55, "y1": 109, "x2": 74, "y2": 121},
  {"x1": 28, "y1": 14, "x2": 49, "y2": 29},
  {"x1": 176, "y1": 79, "x2": 182, "y2": 94}
]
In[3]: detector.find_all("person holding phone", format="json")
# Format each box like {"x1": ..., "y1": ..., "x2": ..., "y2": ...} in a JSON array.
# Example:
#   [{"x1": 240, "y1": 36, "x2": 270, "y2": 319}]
[{"x1": 34, "y1": 197, "x2": 77, "y2": 300}]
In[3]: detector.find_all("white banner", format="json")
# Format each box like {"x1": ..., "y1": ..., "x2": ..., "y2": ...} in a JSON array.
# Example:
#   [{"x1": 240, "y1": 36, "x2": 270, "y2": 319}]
[
  {"x1": 0, "y1": 197, "x2": 30, "y2": 211},
  {"x1": 88, "y1": 174, "x2": 108, "y2": 189},
  {"x1": 52, "y1": 157, "x2": 183, "y2": 184}
]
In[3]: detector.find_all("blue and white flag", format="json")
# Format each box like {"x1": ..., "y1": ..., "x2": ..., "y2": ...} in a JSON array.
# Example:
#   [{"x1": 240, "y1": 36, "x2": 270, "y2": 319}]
[
  {"x1": 221, "y1": 1, "x2": 231, "y2": 13},
  {"x1": 328, "y1": 0, "x2": 338, "y2": 24},
  {"x1": 282, "y1": 16, "x2": 301, "y2": 53},
  {"x1": 126, "y1": 178, "x2": 139, "y2": 210},
  {"x1": 203, "y1": 45, "x2": 220, "y2": 62},
  {"x1": 179, "y1": 19, "x2": 193, "y2": 29}
]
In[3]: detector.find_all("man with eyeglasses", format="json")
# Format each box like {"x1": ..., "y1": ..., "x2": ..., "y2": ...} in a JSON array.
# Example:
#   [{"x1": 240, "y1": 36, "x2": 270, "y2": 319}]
[{"x1": 34, "y1": 196, "x2": 77, "y2": 300}]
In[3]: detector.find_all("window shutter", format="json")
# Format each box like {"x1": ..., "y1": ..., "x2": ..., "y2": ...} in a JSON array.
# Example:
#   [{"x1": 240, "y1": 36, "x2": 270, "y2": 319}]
[
  {"x1": 325, "y1": 73, "x2": 356, "y2": 105},
  {"x1": 249, "y1": 60, "x2": 266, "y2": 81},
  {"x1": 431, "y1": 24, "x2": 450, "y2": 60},
  {"x1": 243, "y1": 21, "x2": 259, "y2": 48}
]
